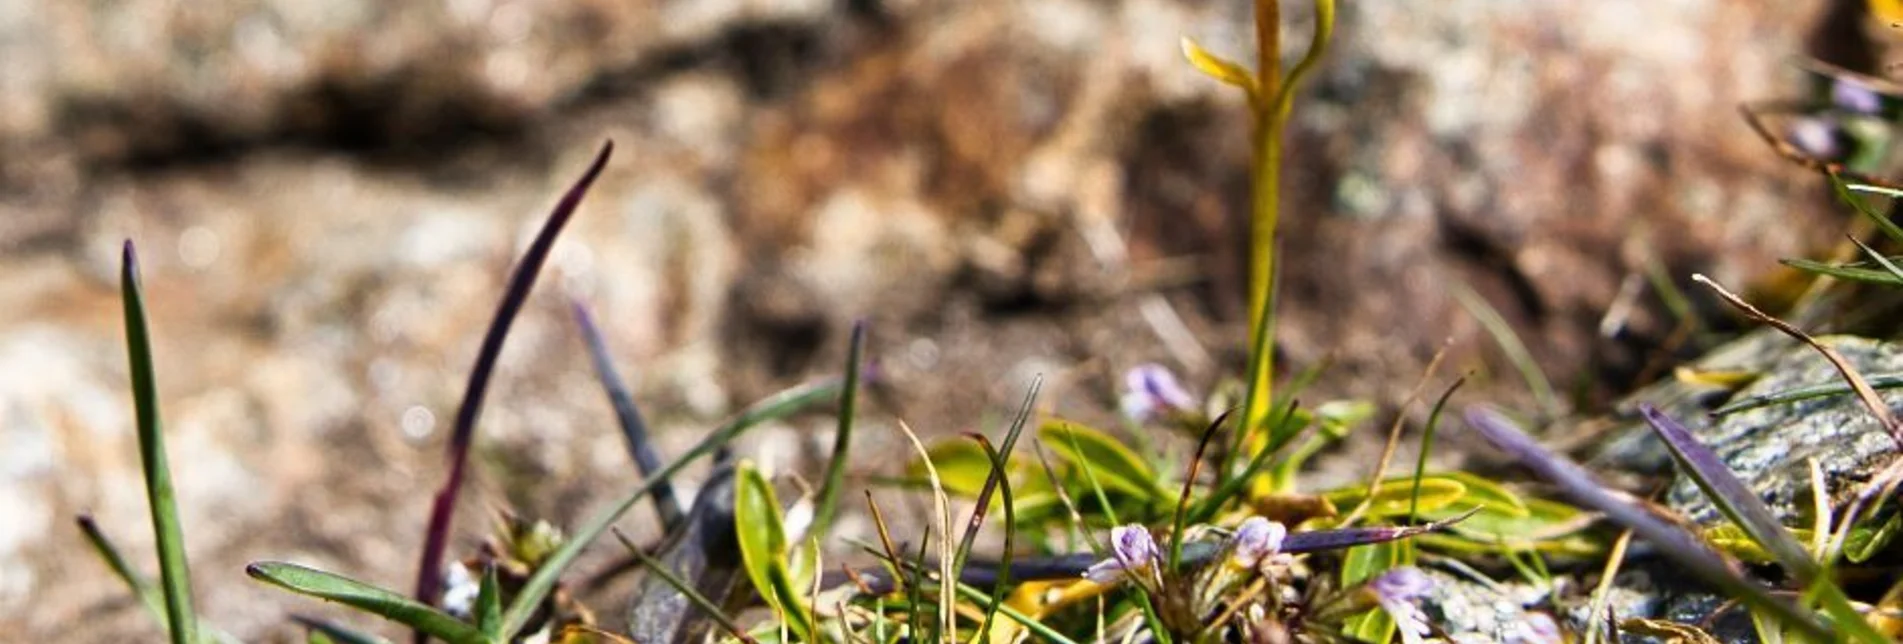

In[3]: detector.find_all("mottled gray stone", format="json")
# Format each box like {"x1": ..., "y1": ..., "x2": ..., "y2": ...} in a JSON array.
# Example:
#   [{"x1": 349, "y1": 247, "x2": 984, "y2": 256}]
[{"x1": 1656, "y1": 335, "x2": 1903, "y2": 525}]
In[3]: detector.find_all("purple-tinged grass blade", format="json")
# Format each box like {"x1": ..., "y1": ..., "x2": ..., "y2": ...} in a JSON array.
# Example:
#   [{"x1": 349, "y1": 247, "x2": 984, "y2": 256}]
[
  {"x1": 573, "y1": 302, "x2": 682, "y2": 531},
  {"x1": 1282, "y1": 508, "x2": 1478, "y2": 554},
  {"x1": 411, "y1": 141, "x2": 613, "y2": 639},
  {"x1": 1638, "y1": 404, "x2": 1817, "y2": 582},
  {"x1": 1463, "y1": 406, "x2": 1834, "y2": 640},
  {"x1": 1639, "y1": 406, "x2": 1888, "y2": 642}
]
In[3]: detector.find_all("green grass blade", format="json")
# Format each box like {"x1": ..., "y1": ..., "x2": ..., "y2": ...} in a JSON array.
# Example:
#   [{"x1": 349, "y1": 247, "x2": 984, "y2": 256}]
[
  {"x1": 290, "y1": 615, "x2": 391, "y2": 644},
  {"x1": 248, "y1": 562, "x2": 487, "y2": 644},
  {"x1": 812, "y1": 321, "x2": 868, "y2": 539},
  {"x1": 1835, "y1": 175, "x2": 1903, "y2": 244},
  {"x1": 1409, "y1": 378, "x2": 1464, "y2": 522},
  {"x1": 76, "y1": 514, "x2": 167, "y2": 626},
  {"x1": 120, "y1": 241, "x2": 199, "y2": 644},
  {"x1": 474, "y1": 564, "x2": 501, "y2": 643},
  {"x1": 974, "y1": 438, "x2": 1018, "y2": 644},
  {"x1": 1452, "y1": 282, "x2": 1560, "y2": 419},
  {"x1": 499, "y1": 377, "x2": 841, "y2": 638},
  {"x1": 1779, "y1": 258, "x2": 1903, "y2": 286},
  {"x1": 77, "y1": 515, "x2": 242, "y2": 644},
  {"x1": 952, "y1": 378, "x2": 1041, "y2": 586},
  {"x1": 1710, "y1": 372, "x2": 1903, "y2": 416}
]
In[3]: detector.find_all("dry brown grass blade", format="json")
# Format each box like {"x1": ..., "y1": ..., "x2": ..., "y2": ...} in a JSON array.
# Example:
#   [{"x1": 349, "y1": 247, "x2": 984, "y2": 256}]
[{"x1": 1691, "y1": 274, "x2": 1902, "y2": 443}]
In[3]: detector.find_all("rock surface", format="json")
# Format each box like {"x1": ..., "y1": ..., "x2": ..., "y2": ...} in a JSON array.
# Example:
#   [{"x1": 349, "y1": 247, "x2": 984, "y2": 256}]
[{"x1": 0, "y1": 0, "x2": 1879, "y2": 641}]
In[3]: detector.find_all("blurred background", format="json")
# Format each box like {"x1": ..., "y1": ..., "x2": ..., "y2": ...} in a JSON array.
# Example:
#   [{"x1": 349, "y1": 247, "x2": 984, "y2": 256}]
[{"x1": 0, "y1": 0, "x2": 1880, "y2": 639}]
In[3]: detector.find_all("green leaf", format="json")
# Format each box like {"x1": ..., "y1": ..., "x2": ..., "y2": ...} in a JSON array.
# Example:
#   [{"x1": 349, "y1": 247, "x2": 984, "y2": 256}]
[
  {"x1": 1181, "y1": 37, "x2": 1257, "y2": 97},
  {"x1": 733, "y1": 461, "x2": 815, "y2": 641},
  {"x1": 911, "y1": 439, "x2": 999, "y2": 498},
  {"x1": 1845, "y1": 512, "x2": 1903, "y2": 563},
  {"x1": 247, "y1": 562, "x2": 487, "y2": 644},
  {"x1": 1039, "y1": 421, "x2": 1167, "y2": 501},
  {"x1": 1323, "y1": 476, "x2": 1468, "y2": 519},
  {"x1": 120, "y1": 242, "x2": 199, "y2": 644}
]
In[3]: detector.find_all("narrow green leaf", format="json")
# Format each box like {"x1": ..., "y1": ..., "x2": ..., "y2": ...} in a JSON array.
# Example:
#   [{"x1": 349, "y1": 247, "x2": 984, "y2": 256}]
[
  {"x1": 952, "y1": 378, "x2": 1040, "y2": 587},
  {"x1": 290, "y1": 616, "x2": 390, "y2": 644},
  {"x1": 812, "y1": 321, "x2": 868, "y2": 539},
  {"x1": 1039, "y1": 421, "x2": 1166, "y2": 501},
  {"x1": 248, "y1": 562, "x2": 486, "y2": 644},
  {"x1": 1780, "y1": 258, "x2": 1903, "y2": 286},
  {"x1": 733, "y1": 461, "x2": 816, "y2": 641},
  {"x1": 1711, "y1": 372, "x2": 1903, "y2": 416},
  {"x1": 76, "y1": 515, "x2": 167, "y2": 627},
  {"x1": 1453, "y1": 283, "x2": 1559, "y2": 419},
  {"x1": 1836, "y1": 175, "x2": 1903, "y2": 244},
  {"x1": 1323, "y1": 476, "x2": 1468, "y2": 518},
  {"x1": 120, "y1": 242, "x2": 198, "y2": 644},
  {"x1": 474, "y1": 564, "x2": 501, "y2": 642},
  {"x1": 499, "y1": 378, "x2": 840, "y2": 638}
]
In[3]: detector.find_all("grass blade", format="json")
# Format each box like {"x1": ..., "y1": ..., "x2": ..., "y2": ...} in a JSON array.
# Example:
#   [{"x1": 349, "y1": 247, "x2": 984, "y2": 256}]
[
  {"x1": 812, "y1": 320, "x2": 868, "y2": 539},
  {"x1": 952, "y1": 377, "x2": 1041, "y2": 585},
  {"x1": 474, "y1": 564, "x2": 501, "y2": 642},
  {"x1": 572, "y1": 302, "x2": 682, "y2": 530},
  {"x1": 413, "y1": 141, "x2": 615, "y2": 631},
  {"x1": 76, "y1": 514, "x2": 167, "y2": 627},
  {"x1": 120, "y1": 241, "x2": 198, "y2": 644},
  {"x1": 1710, "y1": 372, "x2": 1903, "y2": 416},
  {"x1": 499, "y1": 377, "x2": 840, "y2": 638},
  {"x1": 290, "y1": 615, "x2": 392, "y2": 644},
  {"x1": 973, "y1": 437, "x2": 1018, "y2": 644},
  {"x1": 1452, "y1": 283, "x2": 1560, "y2": 419},
  {"x1": 1463, "y1": 406, "x2": 1834, "y2": 640},
  {"x1": 249, "y1": 562, "x2": 487, "y2": 644},
  {"x1": 1641, "y1": 405, "x2": 1889, "y2": 643},
  {"x1": 1638, "y1": 405, "x2": 1816, "y2": 580}
]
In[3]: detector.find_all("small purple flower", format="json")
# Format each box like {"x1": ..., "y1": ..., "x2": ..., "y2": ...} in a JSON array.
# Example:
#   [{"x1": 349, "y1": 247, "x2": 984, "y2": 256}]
[
  {"x1": 1834, "y1": 78, "x2": 1883, "y2": 115},
  {"x1": 1369, "y1": 567, "x2": 1434, "y2": 644},
  {"x1": 1505, "y1": 612, "x2": 1562, "y2": 644},
  {"x1": 1229, "y1": 517, "x2": 1287, "y2": 569},
  {"x1": 1786, "y1": 116, "x2": 1845, "y2": 160},
  {"x1": 1120, "y1": 363, "x2": 1197, "y2": 422},
  {"x1": 1084, "y1": 524, "x2": 1160, "y2": 585}
]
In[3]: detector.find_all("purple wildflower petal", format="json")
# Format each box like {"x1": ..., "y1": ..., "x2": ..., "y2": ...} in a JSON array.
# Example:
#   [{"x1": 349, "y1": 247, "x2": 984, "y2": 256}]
[
  {"x1": 1370, "y1": 567, "x2": 1434, "y2": 644},
  {"x1": 1506, "y1": 613, "x2": 1563, "y2": 644},
  {"x1": 1834, "y1": 78, "x2": 1883, "y2": 115},
  {"x1": 1786, "y1": 117, "x2": 1843, "y2": 160},
  {"x1": 1230, "y1": 517, "x2": 1287, "y2": 568},
  {"x1": 1121, "y1": 363, "x2": 1196, "y2": 422}
]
